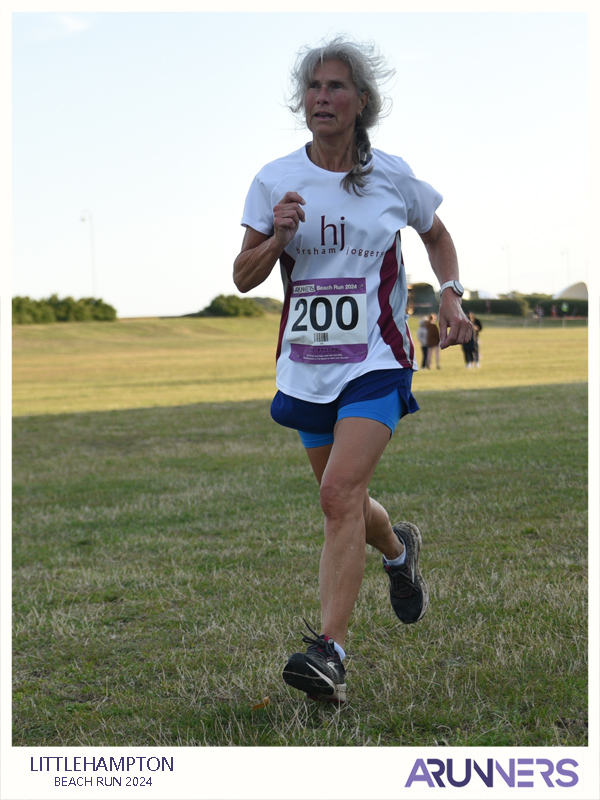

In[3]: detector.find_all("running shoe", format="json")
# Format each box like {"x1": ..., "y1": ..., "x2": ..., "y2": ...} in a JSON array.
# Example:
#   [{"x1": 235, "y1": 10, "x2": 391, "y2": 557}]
[
  {"x1": 283, "y1": 620, "x2": 346, "y2": 703},
  {"x1": 383, "y1": 522, "x2": 429, "y2": 624}
]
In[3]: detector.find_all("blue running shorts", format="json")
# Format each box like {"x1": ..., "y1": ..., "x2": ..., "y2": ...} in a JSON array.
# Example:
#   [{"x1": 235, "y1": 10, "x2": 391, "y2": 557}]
[
  {"x1": 270, "y1": 368, "x2": 419, "y2": 449},
  {"x1": 298, "y1": 389, "x2": 404, "y2": 449}
]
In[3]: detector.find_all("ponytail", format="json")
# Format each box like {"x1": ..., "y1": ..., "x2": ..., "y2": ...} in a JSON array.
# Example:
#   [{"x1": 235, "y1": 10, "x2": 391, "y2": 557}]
[{"x1": 341, "y1": 119, "x2": 374, "y2": 195}]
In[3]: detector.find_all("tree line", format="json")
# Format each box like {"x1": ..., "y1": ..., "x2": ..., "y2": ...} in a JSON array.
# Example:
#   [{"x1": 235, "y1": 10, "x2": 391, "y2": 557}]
[
  {"x1": 184, "y1": 295, "x2": 283, "y2": 318},
  {"x1": 409, "y1": 284, "x2": 588, "y2": 318},
  {"x1": 12, "y1": 291, "x2": 586, "y2": 325},
  {"x1": 12, "y1": 295, "x2": 117, "y2": 324}
]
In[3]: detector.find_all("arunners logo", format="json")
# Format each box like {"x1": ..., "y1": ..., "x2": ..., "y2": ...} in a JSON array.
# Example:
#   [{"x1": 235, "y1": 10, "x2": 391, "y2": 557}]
[
  {"x1": 293, "y1": 284, "x2": 315, "y2": 295},
  {"x1": 294, "y1": 214, "x2": 387, "y2": 258},
  {"x1": 405, "y1": 758, "x2": 579, "y2": 789}
]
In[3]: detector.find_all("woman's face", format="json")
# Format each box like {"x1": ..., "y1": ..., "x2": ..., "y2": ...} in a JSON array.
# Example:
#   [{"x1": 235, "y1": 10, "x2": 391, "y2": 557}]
[{"x1": 304, "y1": 59, "x2": 367, "y2": 139}]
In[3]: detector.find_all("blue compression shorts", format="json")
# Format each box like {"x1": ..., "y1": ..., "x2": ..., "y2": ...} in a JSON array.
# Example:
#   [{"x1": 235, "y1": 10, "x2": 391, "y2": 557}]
[
  {"x1": 298, "y1": 389, "x2": 404, "y2": 449},
  {"x1": 270, "y1": 368, "x2": 419, "y2": 449}
]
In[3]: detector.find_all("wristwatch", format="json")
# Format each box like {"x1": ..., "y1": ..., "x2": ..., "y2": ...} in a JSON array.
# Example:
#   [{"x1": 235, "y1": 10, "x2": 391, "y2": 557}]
[{"x1": 439, "y1": 280, "x2": 464, "y2": 298}]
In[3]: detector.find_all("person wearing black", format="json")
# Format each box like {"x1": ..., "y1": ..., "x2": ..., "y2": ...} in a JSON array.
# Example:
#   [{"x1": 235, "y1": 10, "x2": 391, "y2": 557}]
[
  {"x1": 470, "y1": 311, "x2": 482, "y2": 367},
  {"x1": 462, "y1": 311, "x2": 482, "y2": 367}
]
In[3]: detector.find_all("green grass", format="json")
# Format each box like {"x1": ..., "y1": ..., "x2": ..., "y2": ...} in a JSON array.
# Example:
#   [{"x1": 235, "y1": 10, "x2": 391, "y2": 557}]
[
  {"x1": 12, "y1": 315, "x2": 587, "y2": 416},
  {"x1": 13, "y1": 382, "x2": 588, "y2": 747}
]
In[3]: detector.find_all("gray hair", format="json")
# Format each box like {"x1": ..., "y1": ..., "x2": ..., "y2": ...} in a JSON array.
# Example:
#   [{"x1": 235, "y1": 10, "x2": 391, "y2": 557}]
[{"x1": 287, "y1": 35, "x2": 395, "y2": 195}]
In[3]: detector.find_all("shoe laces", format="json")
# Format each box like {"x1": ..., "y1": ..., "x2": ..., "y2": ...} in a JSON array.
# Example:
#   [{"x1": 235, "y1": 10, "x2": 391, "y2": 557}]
[
  {"x1": 301, "y1": 618, "x2": 338, "y2": 660},
  {"x1": 386, "y1": 562, "x2": 418, "y2": 597}
]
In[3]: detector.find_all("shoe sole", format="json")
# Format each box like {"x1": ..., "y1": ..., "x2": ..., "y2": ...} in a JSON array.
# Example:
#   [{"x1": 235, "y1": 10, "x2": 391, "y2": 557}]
[
  {"x1": 305, "y1": 693, "x2": 345, "y2": 705},
  {"x1": 283, "y1": 656, "x2": 347, "y2": 703},
  {"x1": 392, "y1": 521, "x2": 429, "y2": 623}
]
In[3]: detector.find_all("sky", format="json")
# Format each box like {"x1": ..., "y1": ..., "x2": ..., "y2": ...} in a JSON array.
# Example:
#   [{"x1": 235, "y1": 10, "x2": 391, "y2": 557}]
[{"x1": 9, "y1": 9, "x2": 590, "y2": 318}]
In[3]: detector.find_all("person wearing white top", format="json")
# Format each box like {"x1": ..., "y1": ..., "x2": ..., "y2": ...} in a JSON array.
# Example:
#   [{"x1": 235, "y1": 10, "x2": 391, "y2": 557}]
[{"x1": 234, "y1": 35, "x2": 472, "y2": 703}]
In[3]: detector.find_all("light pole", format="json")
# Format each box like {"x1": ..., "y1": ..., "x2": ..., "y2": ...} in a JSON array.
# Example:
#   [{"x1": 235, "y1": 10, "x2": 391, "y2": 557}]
[
  {"x1": 80, "y1": 209, "x2": 97, "y2": 297},
  {"x1": 501, "y1": 244, "x2": 511, "y2": 296}
]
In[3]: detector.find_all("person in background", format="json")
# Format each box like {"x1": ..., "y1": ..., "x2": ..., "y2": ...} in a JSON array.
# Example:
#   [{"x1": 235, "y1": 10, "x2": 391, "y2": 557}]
[
  {"x1": 468, "y1": 311, "x2": 483, "y2": 367},
  {"x1": 417, "y1": 316, "x2": 430, "y2": 369},
  {"x1": 425, "y1": 313, "x2": 441, "y2": 369},
  {"x1": 461, "y1": 335, "x2": 476, "y2": 368},
  {"x1": 234, "y1": 35, "x2": 472, "y2": 703}
]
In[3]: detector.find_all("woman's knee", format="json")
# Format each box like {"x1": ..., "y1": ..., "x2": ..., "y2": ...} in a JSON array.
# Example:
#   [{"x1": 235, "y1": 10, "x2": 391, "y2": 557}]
[{"x1": 319, "y1": 478, "x2": 364, "y2": 522}]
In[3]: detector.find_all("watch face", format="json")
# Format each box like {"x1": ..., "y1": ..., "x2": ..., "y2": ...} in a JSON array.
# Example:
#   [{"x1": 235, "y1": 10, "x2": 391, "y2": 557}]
[{"x1": 454, "y1": 281, "x2": 464, "y2": 295}]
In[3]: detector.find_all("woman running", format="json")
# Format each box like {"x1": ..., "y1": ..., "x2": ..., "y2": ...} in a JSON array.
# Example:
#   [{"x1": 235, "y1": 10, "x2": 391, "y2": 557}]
[{"x1": 234, "y1": 35, "x2": 472, "y2": 703}]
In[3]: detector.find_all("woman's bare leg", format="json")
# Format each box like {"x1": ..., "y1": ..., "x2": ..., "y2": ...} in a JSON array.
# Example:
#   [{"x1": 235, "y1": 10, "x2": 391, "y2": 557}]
[{"x1": 303, "y1": 417, "x2": 404, "y2": 647}]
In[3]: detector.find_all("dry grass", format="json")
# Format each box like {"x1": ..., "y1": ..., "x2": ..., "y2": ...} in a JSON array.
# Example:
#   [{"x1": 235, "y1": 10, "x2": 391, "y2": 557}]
[
  {"x1": 13, "y1": 383, "x2": 587, "y2": 746},
  {"x1": 12, "y1": 315, "x2": 587, "y2": 415}
]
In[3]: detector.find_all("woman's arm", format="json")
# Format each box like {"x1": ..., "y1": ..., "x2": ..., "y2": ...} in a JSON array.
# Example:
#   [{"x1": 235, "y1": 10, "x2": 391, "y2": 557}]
[
  {"x1": 233, "y1": 192, "x2": 306, "y2": 293},
  {"x1": 233, "y1": 227, "x2": 280, "y2": 293},
  {"x1": 419, "y1": 214, "x2": 472, "y2": 348}
]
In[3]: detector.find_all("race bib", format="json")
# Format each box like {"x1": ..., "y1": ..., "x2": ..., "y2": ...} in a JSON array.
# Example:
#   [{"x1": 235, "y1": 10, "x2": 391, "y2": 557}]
[{"x1": 286, "y1": 277, "x2": 368, "y2": 364}]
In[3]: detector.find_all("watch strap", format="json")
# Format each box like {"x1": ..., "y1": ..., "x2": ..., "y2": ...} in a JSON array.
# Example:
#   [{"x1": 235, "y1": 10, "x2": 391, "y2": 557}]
[{"x1": 439, "y1": 280, "x2": 463, "y2": 298}]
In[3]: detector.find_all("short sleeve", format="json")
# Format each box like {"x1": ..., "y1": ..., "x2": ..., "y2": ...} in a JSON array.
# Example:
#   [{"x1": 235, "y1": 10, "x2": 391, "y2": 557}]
[
  {"x1": 401, "y1": 166, "x2": 443, "y2": 234},
  {"x1": 376, "y1": 152, "x2": 443, "y2": 234},
  {"x1": 240, "y1": 174, "x2": 275, "y2": 236}
]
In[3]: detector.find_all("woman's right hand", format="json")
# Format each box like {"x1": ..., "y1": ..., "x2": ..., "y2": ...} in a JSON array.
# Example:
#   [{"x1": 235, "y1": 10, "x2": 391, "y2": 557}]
[
  {"x1": 273, "y1": 192, "x2": 306, "y2": 249},
  {"x1": 233, "y1": 192, "x2": 306, "y2": 293}
]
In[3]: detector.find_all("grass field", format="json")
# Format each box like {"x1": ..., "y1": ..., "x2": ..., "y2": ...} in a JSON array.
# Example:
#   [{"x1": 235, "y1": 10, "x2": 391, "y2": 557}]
[
  {"x1": 12, "y1": 317, "x2": 588, "y2": 747},
  {"x1": 12, "y1": 315, "x2": 588, "y2": 416}
]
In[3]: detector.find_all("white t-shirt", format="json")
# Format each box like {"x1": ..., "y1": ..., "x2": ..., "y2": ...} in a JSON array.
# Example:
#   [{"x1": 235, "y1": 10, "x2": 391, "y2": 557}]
[{"x1": 241, "y1": 145, "x2": 442, "y2": 403}]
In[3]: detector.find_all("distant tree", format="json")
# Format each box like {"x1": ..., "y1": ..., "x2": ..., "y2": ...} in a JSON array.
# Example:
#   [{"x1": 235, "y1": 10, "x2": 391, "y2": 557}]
[
  {"x1": 462, "y1": 298, "x2": 528, "y2": 316},
  {"x1": 12, "y1": 296, "x2": 55, "y2": 324},
  {"x1": 86, "y1": 297, "x2": 118, "y2": 321},
  {"x1": 522, "y1": 293, "x2": 553, "y2": 302},
  {"x1": 199, "y1": 294, "x2": 265, "y2": 318},
  {"x1": 50, "y1": 295, "x2": 94, "y2": 322},
  {"x1": 250, "y1": 296, "x2": 284, "y2": 314},
  {"x1": 407, "y1": 282, "x2": 436, "y2": 315},
  {"x1": 501, "y1": 293, "x2": 587, "y2": 318},
  {"x1": 12, "y1": 295, "x2": 117, "y2": 324}
]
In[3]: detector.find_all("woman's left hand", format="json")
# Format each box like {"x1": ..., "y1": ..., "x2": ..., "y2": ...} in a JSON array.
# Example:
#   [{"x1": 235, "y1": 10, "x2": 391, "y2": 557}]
[{"x1": 439, "y1": 292, "x2": 473, "y2": 349}]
